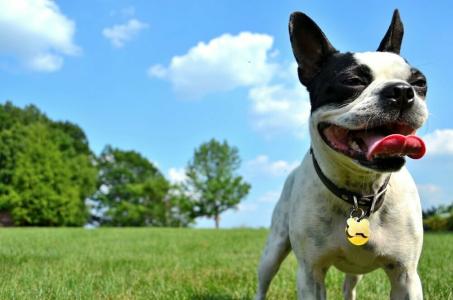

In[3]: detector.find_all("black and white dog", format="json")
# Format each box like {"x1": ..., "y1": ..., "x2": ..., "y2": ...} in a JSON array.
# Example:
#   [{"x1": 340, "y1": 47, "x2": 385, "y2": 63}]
[{"x1": 256, "y1": 10, "x2": 428, "y2": 300}]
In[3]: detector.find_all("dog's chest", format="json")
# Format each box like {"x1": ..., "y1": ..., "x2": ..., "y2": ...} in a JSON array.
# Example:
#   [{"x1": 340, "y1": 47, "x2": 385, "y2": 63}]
[
  {"x1": 289, "y1": 157, "x2": 422, "y2": 274},
  {"x1": 310, "y1": 205, "x2": 417, "y2": 274},
  {"x1": 330, "y1": 239, "x2": 384, "y2": 274},
  {"x1": 291, "y1": 193, "x2": 391, "y2": 273},
  {"x1": 320, "y1": 213, "x2": 388, "y2": 273}
]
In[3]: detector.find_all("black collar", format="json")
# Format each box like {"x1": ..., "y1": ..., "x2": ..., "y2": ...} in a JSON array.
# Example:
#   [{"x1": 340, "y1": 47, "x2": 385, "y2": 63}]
[{"x1": 310, "y1": 148, "x2": 390, "y2": 216}]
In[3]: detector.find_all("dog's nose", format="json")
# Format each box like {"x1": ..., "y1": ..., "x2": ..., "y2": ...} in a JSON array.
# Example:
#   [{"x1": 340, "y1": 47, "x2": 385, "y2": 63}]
[{"x1": 381, "y1": 83, "x2": 415, "y2": 110}]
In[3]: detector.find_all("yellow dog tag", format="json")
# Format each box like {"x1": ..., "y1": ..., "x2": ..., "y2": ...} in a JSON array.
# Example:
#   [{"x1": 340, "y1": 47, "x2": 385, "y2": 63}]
[{"x1": 345, "y1": 217, "x2": 370, "y2": 246}]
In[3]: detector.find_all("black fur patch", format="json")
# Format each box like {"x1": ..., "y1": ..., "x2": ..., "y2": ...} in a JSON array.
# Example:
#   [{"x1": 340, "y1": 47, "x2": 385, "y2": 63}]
[{"x1": 303, "y1": 52, "x2": 373, "y2": 112}]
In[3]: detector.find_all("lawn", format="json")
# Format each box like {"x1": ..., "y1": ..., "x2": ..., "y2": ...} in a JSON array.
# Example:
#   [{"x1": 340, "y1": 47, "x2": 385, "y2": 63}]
[{"x1": 0, "y1": 228, "x2": 451, "y2": 299}]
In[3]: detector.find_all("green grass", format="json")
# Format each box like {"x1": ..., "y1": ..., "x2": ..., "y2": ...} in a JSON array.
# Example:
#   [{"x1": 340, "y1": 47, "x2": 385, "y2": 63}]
[{"x1": 0, "y1": 229, "x2": 451, "y2": 299}]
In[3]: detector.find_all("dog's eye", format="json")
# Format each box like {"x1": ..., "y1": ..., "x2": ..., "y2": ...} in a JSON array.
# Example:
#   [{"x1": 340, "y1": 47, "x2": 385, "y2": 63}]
[
  {"x1": 342, "y1": 77, "x2": 366, "y2": 86},
  {"x1": 411, "y1": 78, "x2": 427, "y2": 88}
]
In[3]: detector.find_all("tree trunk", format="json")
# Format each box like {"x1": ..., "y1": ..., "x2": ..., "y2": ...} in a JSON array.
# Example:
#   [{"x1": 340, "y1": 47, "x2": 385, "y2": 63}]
[
  {"x1": 214, "y1": 214, "x2": 220, "y2": 229},
  {"x1": 0, "y1": 211, "x2": 13, "y2": 226}
]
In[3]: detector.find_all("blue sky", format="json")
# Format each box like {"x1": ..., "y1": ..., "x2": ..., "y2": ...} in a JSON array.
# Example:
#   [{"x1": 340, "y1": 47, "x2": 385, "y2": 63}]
[{"x1": 0, "y1": 0, "x2": 452, "y2": 228}]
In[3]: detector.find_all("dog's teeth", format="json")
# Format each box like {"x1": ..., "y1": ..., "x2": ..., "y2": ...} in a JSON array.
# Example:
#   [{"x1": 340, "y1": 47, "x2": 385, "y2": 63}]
[{"x1": 350, "y1": 140, "x2": 361, "y2": 152}]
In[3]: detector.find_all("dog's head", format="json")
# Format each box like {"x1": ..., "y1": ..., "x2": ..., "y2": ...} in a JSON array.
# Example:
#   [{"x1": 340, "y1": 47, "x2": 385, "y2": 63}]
[{"x1": 290, "y1": 10, "x2": 428, "y2": 172}]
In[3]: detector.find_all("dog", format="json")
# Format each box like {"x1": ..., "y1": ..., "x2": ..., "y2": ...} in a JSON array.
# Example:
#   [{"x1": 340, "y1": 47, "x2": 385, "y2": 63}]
[{"x1": 256, "y1": 10, "x2": 428, "y2": 300}]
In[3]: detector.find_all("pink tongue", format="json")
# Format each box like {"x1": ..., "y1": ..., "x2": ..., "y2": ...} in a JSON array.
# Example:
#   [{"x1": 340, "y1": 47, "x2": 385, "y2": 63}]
[{"x1": 365, "y1": 134, "x2": 426, "y2": 160}]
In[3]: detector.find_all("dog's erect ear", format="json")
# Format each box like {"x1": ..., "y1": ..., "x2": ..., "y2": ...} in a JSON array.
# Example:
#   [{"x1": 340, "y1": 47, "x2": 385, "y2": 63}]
[
  {"x1": 289, "y1": 12, "x2": 337, "y2": 86},
  {"x1": 377, "y1": 9, "x2": 404, "y2": 54}
]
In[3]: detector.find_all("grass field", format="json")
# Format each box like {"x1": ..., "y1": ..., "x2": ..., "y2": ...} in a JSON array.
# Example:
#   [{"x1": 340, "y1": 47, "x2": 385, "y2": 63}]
[{"x1": 0, "y1": 229, "x2": 451, "y2": 299}]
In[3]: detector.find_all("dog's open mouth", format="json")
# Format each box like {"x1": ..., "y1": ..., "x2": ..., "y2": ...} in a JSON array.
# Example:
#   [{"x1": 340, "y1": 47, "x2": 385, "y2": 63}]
[{"x1": 319, "y1": 122, "x2": 426, "y2": 164}]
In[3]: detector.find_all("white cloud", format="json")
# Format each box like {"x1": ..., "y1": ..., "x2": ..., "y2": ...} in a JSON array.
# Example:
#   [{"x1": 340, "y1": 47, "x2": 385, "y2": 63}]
[
  {"x1": 417, "y1": 184, "x2": 442, "y2": 194},
  {"x1": 256, "y1": 190, "x2": 281, "y2": 204},
  {"x1": 246, "y1": 155, "x2": 299, "y2": 178},
  {"x1": 167, "y1": 167, "x2": 187, "y2": 184},
  {"x1": 27, "y1": 53, "x2": 63, "y2": 72},
  {"x1": 0, "y1": 0, "x2": 80, "y2": 72},
  {"x1": 102, "y1": 19, "x2": 148, "y2": 48},
  {"x1": 148, "y1": 32, "x2": 277, "y2": 99},
  {"x1": 423, "y1": 129, "x2": 453, "y2": 155},
  {"x1": 149, "y1": 32, "x2": 311, "y2": 138},
  {"x1": 249, "y1": 63, "x2": 311, "y2": 138},
  {"x1": 237, "y1": 202, "x2": 258, "y2": 213}
]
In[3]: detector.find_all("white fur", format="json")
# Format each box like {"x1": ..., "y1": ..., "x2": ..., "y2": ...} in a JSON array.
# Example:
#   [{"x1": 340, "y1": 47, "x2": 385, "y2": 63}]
[
  {"x1": 354, "y1": 52, "x2": 411, "y2": 81},
  {"x1": 255, "y1": 52, "x2": 426, "y2": 300}
]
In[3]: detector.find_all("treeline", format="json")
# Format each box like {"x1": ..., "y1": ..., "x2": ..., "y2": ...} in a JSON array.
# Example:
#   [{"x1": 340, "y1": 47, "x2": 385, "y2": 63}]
[
  {"x1": 423, "y1": 204, "x2": 453, "y2": 231},
  {"x1": 0, "y1": 102, "x2": 250, "y2": 227}
]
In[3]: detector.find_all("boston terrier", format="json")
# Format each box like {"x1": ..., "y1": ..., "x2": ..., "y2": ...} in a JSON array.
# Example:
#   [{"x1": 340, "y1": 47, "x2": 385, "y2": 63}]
[{"x1": 256, "y1": 10, "x2": 428, "y2": 300}]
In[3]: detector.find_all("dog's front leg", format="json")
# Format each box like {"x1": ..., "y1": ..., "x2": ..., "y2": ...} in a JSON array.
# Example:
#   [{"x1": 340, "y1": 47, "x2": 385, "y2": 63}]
[
  {"x1": 343, "y1": 274, "x2": 362, "y2": 300},
  {"x1": 296, "y1": 261, "x2": 327, "y2": 300},
  {"x1": 385, "y1": 265, "x2": 423, "y2": 300}
]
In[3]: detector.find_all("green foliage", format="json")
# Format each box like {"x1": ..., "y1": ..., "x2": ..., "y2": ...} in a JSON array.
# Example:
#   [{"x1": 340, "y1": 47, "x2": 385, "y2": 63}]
[
  {"x1": 93, "y1": 146, "x2": 193, "y2": 226},
  {"x1": 423, "y1": 215, "x2": 449, "y2": 231},
  {"x1": 186, "y1": 139, "x2": 251, "y2": 228},
  {"x1": 0, "y1": 102, "x2": 251, "y2": 228},
  {"x1": 447, "y1": 214, "x2": 453, "y2": 231},
  {"x1": 422, "y1": 203, "x2": 453, "y2": 231},
  {"x1": 0, "y1": 102, "x2": 97, "y2": 226},
  {"x1": 165, "y1": 184, "x2": 198, "y2": 227}
]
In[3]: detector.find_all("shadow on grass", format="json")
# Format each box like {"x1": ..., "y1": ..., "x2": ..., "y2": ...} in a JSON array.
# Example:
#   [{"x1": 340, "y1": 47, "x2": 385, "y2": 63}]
[{"x1": 191, "y1": 293, "x2": 250, "y2": 300}]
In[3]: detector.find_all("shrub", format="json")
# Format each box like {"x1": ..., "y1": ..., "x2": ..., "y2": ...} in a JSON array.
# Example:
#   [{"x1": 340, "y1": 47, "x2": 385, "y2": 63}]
[{"x1": 423, "y1": 215, "x2": 449, "y2": 231}]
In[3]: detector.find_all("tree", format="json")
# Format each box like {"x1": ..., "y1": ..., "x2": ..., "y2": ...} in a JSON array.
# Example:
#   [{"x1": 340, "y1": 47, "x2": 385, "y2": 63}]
[
  {"x1": 422, "y1": 203, "x2": 453, "y2": 231},
  {"x1": 185, "y1": 139, "x2": 251, "y2": 228},
  {"x1": 164, "y1": 184, "x2": 198, "y2": 227},
  {"x1": 0, "y1": 102, "x2": 97, "y2": 226},
  {"x1": 92, "y1": 146, "x2": 194, "y2": 226}
]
